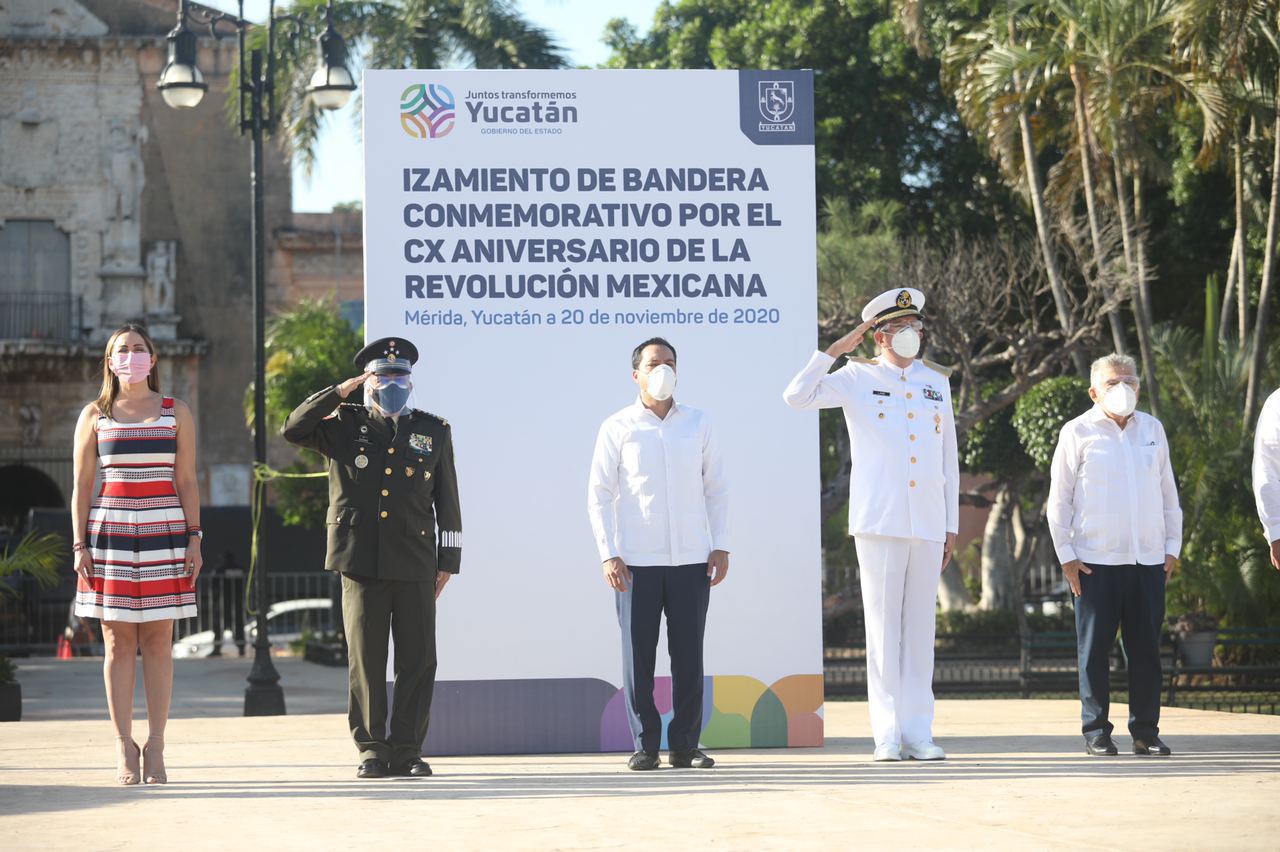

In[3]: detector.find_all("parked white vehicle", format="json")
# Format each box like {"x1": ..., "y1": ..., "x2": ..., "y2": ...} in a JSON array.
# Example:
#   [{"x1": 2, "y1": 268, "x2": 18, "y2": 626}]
[{"x1": 172, "y1": 598, "x2": 335, "y2": 658}]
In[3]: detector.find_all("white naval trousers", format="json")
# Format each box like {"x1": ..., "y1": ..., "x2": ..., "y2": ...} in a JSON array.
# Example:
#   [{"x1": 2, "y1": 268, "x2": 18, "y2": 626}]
[{"x1": 854, "y1": 534, "x2": 943, "y2": 748}]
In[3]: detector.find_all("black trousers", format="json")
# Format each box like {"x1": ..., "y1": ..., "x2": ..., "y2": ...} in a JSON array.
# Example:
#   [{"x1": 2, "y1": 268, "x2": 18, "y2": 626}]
[
  {"x1": 616, "y1": 563, "x2": 710, "y2": 753},
  {"x1": 1074, "y1": 563, "x2": 1166, "y2": 739},
  {"x1": 341, "y1": 573, "x2": 437, "y2": 765}
]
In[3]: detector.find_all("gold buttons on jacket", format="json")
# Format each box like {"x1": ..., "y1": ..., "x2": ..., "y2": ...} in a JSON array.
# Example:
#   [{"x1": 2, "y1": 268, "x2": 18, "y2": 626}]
[
  {"x1": 878, "y1": 413, "x2": 885, "y2": 420},
  {"x1": 911, "y1": 456, "x2": 917, "y2": 463},
  {"x1": 909, "y1": 434, "x2": 916, "y2": 441},
  {"x1": 906, "y1": 392, "x2": 913, "y2": 399},
  {"x1": 381, "y1": 489, "x2": 389, "y2": 497},
  {"x1": 910, "y1": 480, "x2": 916, "y2": 487},
  {"x1": 908, "y1": 412, "x2": 915, "y2": 419},
  {"x1": 384, "y1": 467, "x2": 393, "y2": 475},
  {"x1": 388, "y1": 447, "x2": 396, "y2": 455},
  {"x1": 900, "y1": 375, "x2": 907, "y2": 382},
  {"x1": 380, "y1": 510, "x2": 388, "y2": 518},
  {"x1": 425, "y1": 472, "x2": 432, "y2": 480}
]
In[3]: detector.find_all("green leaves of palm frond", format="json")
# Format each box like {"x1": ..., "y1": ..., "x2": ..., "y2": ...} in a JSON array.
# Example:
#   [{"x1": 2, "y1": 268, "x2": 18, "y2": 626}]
[
  {"x1": 0, "y1": 531, "x2": 65, "y2": 603},
  {"x1": 224, "y1": 0, "x2": 568, "y2": 167}
]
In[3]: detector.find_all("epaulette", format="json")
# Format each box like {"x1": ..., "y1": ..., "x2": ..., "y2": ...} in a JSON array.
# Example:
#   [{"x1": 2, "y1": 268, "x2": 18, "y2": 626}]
[
  {"x1": 848, "y1": 356, "x2": 879, "y2": 365},
  {"x1": 416, "y1": 409, "x2": 450, "y2": 427},
  {"x1": 921, "y1": 358, "x2": 955, "y2": 378}
]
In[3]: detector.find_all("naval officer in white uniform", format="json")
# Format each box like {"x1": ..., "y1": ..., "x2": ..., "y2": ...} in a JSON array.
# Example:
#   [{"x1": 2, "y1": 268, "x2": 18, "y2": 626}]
[{"x1": 783, "y1": 288, "x2": 958, "y2": 761}]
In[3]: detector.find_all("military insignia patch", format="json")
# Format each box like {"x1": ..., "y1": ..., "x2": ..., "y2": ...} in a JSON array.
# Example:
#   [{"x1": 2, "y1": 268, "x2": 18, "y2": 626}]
[
  {"x1": 405, "y1": 466, "x2": 416, "y2": 477},
  {"x1": 896, "y1": 290, "x2": 913, "y2": 308},
  {"x1": 923, "y1": 387, "x2": 944, "y2": 402},
  {"x1": 409, "y1": 433, "x2": 433, "y2": 454},
  {"x1": 354, "y1": 455, "x2": 369, "y2": 469}
]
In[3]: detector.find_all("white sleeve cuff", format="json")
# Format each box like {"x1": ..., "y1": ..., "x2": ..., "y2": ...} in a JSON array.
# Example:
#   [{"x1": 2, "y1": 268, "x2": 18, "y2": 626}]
[
  {"x1": 1055, "y1": 544, "x2": 1078, "y2": 564},
  {"x1": 1165, "y1": 541, "x2": 1182, "y2": 560},
  {"x1": 1267, "y1": 524, "x2": 1280, "y2": 544}
]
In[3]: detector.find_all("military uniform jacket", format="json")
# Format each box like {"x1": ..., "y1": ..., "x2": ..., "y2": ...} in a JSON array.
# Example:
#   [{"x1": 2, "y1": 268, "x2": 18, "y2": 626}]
[
  {"x1": 282, "y1": 386, "x2": 462, "y2": 580},
  {"x1": 783, "y1": 351, "x2": 959, "y2": 543}
]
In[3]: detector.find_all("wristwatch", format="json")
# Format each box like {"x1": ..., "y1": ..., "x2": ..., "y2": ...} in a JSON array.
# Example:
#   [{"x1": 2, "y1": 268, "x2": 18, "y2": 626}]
[{"x1": 188, "y1": 528, "x2": 204, "y2": 539}]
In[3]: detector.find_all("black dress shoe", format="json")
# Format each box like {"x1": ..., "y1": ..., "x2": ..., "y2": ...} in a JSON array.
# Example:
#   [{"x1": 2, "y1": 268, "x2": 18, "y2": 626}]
[
  {"x1": 1133, "y1": 736, "x2": 1172, "y2": 756},
  {"x1": 1084, "y1": 735, "x2": 1119, "y2": 756},
  {"x1": 392, "y1": 758, "x2": 433, "y2": 777},
  {"x1": 669, "y1": 748, "x2": 715, "y2": 769},
  {"x1": 357, "y1": 758, "x2": 388, "y2": 778},
  {"x1": 627, "y1": 750, "x2": 660, "y2": 771}
]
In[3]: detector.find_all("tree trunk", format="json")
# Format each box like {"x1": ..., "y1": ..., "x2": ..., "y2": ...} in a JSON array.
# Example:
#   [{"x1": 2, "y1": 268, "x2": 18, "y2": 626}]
[
  {"x1": 1220, "y1": 232, "x2": 1240, "y2": 342},
  {"x1": 1132, "y1": 172, "x2": 1163, "y2": 419},
  {"x1": 1071, "y1": 62, "x2": 1127, "y2": 354},
  {"x1": 1012, "y1": 20, "x2": 1089, "y2": 378},
  {"x1": 938, "y1": 561, "x2": 974, "y2": 612},
  {"x1": 1112, "y1": 158, "x2": 1163, "y2": 420},
  {"x1": 1236, "y1": 131, "x2": 1250, "y2": 341},
  {"x1": 979, "y1": 485, "x2": 1018, "y2": 611},
  {"x1": 1245, "y1": 81, "x2": 1280, "y2": 428}
]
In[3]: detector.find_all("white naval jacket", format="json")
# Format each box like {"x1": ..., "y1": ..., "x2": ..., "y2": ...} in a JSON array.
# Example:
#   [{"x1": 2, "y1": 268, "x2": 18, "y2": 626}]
[{"x1": 783, "y1": 351, "x2": 960, "y2": 543}]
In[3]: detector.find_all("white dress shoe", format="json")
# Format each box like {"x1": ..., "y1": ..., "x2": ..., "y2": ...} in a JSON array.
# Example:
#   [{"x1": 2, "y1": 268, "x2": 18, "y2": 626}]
[
  {"x1": 901, "y1": 741, "x2": 946, "y2": 761},
  {"x1": 872, "y1": 744, "x2": 902, "y2": 761}
]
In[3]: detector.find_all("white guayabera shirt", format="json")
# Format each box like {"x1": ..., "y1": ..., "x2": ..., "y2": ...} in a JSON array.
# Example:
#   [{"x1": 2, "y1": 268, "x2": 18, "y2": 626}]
[
  {"x1": 587, "y1": 398, "x2": 730, "y2": 567},
  {"x1": 1047, "y1": 405, "x2": 1183, "y2": 566},
  {"x1": 1253, "y1": 388, "x2": 1280, "y2": 543}
]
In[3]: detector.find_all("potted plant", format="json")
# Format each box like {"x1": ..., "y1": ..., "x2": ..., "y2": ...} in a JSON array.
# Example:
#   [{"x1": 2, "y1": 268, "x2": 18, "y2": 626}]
[
  {"x1": 0, "y1": 531, "x2": 65, "y2": 722},
  {"x1": 1169, "y1": 612, "x2": 1220, "y2": 668}
]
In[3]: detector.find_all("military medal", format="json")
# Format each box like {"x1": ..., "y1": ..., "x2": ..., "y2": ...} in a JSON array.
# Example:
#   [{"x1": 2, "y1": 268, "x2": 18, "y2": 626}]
[
  {"x1": 354, "y1": 455, "x2": 369, "y2": 469},
  {"x1": 409, "y1": 433, "x2": 432, "y2": 454},
  {"x1": 406, "y1": 466, "x2": 416, "y2": 477}
]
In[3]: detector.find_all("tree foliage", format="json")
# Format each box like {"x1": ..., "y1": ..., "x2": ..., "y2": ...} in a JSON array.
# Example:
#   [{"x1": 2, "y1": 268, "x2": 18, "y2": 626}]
[{"x1": 1011, "y1": 376, "x2": 1090, "y2": 472}]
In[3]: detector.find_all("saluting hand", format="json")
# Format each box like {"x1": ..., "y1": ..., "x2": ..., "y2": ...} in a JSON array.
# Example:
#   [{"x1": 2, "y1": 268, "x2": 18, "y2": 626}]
[
  {"x1": 825, "y1": 319, "x2": 875, "y2": 359},
  {"x1": 337, "y1": 372, "x2": 371, "y2": 399},
  {"x1": 603, "y1": 557, "x2": 631, "y2": 593}
]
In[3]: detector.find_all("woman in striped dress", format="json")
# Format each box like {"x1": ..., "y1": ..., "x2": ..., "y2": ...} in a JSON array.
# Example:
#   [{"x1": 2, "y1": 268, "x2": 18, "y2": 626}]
[{"x1": 72, "y1": 323, "x2": 202, "y2": 785}]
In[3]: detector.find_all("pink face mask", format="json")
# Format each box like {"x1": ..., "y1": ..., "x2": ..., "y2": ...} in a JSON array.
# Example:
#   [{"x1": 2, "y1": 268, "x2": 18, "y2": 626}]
[{"x1": 110, "y1": 351, "x2": 153, "y2": 384}]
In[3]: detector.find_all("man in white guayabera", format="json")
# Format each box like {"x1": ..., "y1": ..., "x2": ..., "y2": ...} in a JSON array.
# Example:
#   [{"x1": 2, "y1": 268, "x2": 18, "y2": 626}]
[
  {"x1": 1048, "y1": 353, "x2": 1183, "y2": 758},
  {"x1": 587, "y1": 337, "x2": 730, "y2": 772},
  {"x1": 1252, "y1": 386, "x2": 1280, "y2": 573},
  {"x1": 783, "y1": 288, "x2": 958, "y2": 763}
]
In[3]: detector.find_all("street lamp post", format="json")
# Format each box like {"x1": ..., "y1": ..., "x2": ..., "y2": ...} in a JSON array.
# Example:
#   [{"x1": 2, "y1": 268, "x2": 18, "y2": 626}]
[{"x1": 159, "y1": 0, "x2": 355, "y2": 716}]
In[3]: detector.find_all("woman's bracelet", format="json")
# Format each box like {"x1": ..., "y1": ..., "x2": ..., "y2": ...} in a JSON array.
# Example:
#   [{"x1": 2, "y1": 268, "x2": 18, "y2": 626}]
[
  {"x1": 187, "y1": 526, "x2": 203, "y2": 540},
  {"x1": 72, "y1": 542, "x2": 86, "y2": 553}
]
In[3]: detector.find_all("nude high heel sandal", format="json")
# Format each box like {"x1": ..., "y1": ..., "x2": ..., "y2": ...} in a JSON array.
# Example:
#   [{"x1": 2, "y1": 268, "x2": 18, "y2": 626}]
[
  {"x1": 116, "y1": 737, "x2": 141, "y2": 785},
  {"x1": 142, "y1": 736, "x2": 167, "y2": 784}
]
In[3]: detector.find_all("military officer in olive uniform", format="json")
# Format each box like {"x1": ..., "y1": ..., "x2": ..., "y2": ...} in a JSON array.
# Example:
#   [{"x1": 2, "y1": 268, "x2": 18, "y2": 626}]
[
  {"x1": 283, "y1": 336, "x2": 461, "y2": 779},
  {"x1": 783, "y1": 288, "x2": 958, "y2": 763}
]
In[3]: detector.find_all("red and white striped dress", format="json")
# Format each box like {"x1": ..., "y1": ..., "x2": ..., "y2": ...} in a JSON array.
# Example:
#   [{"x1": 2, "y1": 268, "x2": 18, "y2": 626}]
[{"x1": 74, "y1": 397, "x2": 197, "y2": 622}]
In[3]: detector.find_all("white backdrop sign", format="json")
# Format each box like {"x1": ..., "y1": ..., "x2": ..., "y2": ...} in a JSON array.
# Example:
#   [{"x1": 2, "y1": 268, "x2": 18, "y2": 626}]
[{"x1": 363, "y1": 69, "x2": 822, "y2": 754}]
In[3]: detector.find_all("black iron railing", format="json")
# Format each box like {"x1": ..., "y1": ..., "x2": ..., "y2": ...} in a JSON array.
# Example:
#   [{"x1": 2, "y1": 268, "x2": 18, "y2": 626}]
[{"x1": 0, "y1": 292, "x2": 84, "y2": 341}]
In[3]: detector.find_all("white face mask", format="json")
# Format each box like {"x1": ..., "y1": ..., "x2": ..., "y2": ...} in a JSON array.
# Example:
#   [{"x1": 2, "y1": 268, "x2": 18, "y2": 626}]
[
  {"x1": 1101, "y1": 383, "x2": 1137, "y2": 418},
  {"x1": 888, "y1": 326, "x2": 922, "y2": 360},
  {"x1": 645, "y1": 364, "x2": 677, "y2": 401}
]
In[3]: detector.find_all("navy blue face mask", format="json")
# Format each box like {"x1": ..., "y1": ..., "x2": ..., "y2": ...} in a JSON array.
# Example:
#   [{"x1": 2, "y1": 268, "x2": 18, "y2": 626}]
[{"x1": 368, "y1": 375, "x2": 411, "y2": 415}]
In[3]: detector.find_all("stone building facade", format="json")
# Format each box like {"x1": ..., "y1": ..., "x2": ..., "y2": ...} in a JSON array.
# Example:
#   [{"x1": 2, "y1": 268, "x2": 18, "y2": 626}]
[{"x1": 0, "y1": 0, "x2": 293, "y2": 531}]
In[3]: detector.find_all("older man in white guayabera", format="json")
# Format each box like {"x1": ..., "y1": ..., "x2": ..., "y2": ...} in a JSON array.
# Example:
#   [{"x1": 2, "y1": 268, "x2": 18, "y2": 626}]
[
  {"x1": 1047, "y1": 353, "x2": 1183, "y2": 758},
  {"x1": 1252, "y1": 386, "x2": 1280, "y2": 573}
]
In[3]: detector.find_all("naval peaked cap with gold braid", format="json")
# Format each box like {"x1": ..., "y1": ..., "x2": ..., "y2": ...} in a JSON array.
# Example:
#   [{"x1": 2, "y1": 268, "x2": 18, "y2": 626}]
[{"x1": 861, "y1": 287, "x2": 926, "y2": 327}]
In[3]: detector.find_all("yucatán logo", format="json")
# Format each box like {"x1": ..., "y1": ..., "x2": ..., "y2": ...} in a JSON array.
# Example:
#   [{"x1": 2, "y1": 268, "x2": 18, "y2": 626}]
[
  {"x1": 757, "y1": 81, "x2": 795, "y2": 133},
  {"x1": 400, "y1": 83, "x2": 456, "y2": 139}
]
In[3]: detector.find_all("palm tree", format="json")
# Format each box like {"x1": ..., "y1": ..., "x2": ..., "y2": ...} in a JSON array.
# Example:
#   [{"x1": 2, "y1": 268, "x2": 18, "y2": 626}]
[
  {"x1": 942, "y1": 4, "x2": 1091, "y2": 378},
  {"x1": 1042, "y1": 0, "x2": 1227, "y2": 420},
  {"x1": 239, "y1": 0, "x2": 569, "y2": 169}
]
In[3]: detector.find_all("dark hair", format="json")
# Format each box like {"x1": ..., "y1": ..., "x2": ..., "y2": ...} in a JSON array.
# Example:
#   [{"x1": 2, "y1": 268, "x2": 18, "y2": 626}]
[{"x1": 631, "y1": 337, "x2": 677, "y2": 370}]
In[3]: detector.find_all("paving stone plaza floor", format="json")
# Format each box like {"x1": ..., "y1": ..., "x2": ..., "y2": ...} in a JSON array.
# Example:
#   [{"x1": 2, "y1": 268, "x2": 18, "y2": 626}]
[{"x1": 2, "y1": 657, "x2": 1278, "y2": 849}]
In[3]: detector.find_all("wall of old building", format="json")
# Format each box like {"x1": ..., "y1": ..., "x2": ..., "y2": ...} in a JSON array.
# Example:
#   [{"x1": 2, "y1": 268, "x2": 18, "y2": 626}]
[{"x1": 0, "y1": 0, "x2": 293, "y2": 527}]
